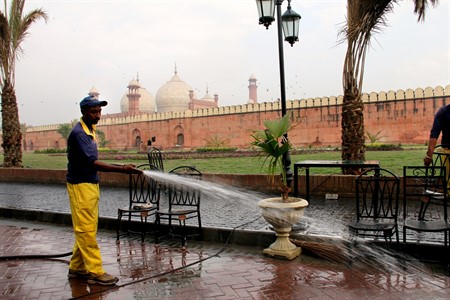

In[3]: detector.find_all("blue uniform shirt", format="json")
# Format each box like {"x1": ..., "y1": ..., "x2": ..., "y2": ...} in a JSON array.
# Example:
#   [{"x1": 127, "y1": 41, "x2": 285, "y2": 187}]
[
  {"x1": 430, "y1": 104, "x2": 450, "y2": 148},
  {"x1": 66, "y1": 119, "x2": 99, "y2": 184}
]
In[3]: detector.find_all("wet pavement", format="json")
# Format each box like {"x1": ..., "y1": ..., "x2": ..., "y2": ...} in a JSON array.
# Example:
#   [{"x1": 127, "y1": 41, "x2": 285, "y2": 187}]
[
  {"x1": 0, "y1": 182, "x2": 447, "y2": 243},
  {"x1": 1, "y1": 182, "x2": 450, "y2": 299},
  {"x1": 1, "y1": 218, "x2": 450, "y2": 300}
]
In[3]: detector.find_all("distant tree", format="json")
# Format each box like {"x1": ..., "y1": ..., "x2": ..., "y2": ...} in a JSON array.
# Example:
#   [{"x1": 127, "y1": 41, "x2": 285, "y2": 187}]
[
  {"x1": 339, "y1": 0, "x2": 437, "y2": 174},
  {"x1": 20, "y1": 123, "x2": 27, "y2": 151},
  {"x1": 97, "y1": 130, "x2": 109, "y2": 148},
  {"x1": 57, "y1": 123, "x2": 72, "y2": 146},
  {"x1": 0, "y1": 0, "x2": 48, "y2": 167},
  {"x1": 57, "y1": 119, "x2": 78, "y2": 146}
]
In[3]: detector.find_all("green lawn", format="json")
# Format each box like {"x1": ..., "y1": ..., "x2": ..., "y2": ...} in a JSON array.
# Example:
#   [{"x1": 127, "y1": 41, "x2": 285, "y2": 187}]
[{"x1": 1, "y1": 148, "x2": 427, "y2": 176}]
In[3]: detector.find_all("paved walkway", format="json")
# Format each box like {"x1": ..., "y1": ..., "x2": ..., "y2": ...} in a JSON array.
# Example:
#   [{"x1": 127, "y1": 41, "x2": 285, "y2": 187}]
[
  {"x1": 1, "y1": 218, "x2": 450, "y2": 300},
  {"x1": 0, "y1": 182, "x2": 354, "y2": 236},
  {"x1": 0, "y1": 182, "x2": 446, "y2": 243},
  {"x1": 1, "y1": 182, "x2": 450, "y2": 299}
]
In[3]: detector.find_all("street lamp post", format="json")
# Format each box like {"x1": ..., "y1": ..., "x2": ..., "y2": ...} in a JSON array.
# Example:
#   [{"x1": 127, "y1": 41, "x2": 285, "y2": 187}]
[{"x1": 256, "y1": 0, "x2": 301, "y2": 188}]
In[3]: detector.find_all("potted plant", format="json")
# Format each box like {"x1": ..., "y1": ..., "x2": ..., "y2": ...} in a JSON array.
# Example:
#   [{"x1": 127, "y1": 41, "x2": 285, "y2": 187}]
[{"x1": 251, "y1": 113, "x2": 308, "y2": 260}]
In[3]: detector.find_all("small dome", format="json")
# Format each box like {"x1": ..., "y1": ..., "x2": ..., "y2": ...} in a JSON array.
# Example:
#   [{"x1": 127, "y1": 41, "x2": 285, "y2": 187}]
[
  {"x1": 128, "y1": 79, "x2": 140, "y2": 88},
  {"x1": 201, "y1": 88, "x2": 214, "y2": 101},
  {"x1": 202, "y1": 92, "x2": 213, "y2": 100},
  {"x1": 89, "y1": 86, "x2": 99, "y2": 94},
  {"x1": 120, "y1": 87, "x2": 156, "y2": 113},
  {"x1": 156, "y1": 71, "x2": 193, "y2": 113},
  {"x1": 88, "y1": 86, "x2": 100, "y2": 99}
]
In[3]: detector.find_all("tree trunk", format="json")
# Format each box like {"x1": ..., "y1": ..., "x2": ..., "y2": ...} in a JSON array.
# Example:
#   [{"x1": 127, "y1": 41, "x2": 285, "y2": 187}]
[
  {"x1": 1, "y1": 80, "x2": 23, "y2": 167},
  {"x1": 341, "y1": 86, "x2": 365, "y2": 174}
]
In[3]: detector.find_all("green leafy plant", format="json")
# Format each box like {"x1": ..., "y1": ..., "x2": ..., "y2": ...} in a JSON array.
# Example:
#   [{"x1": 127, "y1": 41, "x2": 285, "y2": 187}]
[
  {"x1": 365, "y1": 130, "x2": 384, "y2": 144},
  {"x1": 97, "y1": 130, "x2": 110, "y2": 148},
  {"x1": 204, "y1": 135, "x2": 229, "y2": 148},
  {"x1": 250, "y1": 114, "x2": 293, "y2": 201}
]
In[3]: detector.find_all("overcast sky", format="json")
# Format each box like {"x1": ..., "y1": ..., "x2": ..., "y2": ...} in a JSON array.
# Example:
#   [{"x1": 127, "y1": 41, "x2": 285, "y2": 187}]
[{"x1": 10, "y1": 0, "x2": 450, "y2": 126}]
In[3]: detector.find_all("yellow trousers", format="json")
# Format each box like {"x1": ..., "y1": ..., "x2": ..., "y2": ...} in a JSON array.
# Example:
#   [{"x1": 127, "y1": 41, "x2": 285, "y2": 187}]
[
  {"x1": 443, "y1": 149, "x2": 450, "y2": 192},
  {"x1": 67, "y1": 182, "x2": 104, "y2": 277}
]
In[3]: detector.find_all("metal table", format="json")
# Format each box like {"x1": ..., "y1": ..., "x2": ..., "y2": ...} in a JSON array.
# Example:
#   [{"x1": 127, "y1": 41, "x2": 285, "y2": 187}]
[{"x1": 293, "y1": 160, "x2": 380, "y2": 201}]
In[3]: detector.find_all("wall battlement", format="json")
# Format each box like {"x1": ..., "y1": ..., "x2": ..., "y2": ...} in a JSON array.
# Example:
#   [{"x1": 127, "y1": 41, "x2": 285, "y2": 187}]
[
  {"x1": 26, "y1": 85, "x2": 449, "y2": 132},
  {"x1": 22, "y1": 85, "x2": 450, "y2": 151}
]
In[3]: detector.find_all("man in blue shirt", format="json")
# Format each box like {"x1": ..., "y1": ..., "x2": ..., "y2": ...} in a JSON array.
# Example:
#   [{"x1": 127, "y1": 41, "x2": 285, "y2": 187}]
[
  {"x1": 424, "y1": 104, "x2": 450, "y2": 166},
  {"x1": 67, "y1": 96, "x2": 142, "y2": 286}
]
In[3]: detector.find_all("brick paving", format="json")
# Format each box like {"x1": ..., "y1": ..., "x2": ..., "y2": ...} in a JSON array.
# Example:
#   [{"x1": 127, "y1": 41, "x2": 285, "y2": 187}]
[
  {"x1": 1, "y1": 182, "x2": 450, "y2": 299},
  {"x1": 1, "y1": 218, "x2": 450, "y2": 300}
]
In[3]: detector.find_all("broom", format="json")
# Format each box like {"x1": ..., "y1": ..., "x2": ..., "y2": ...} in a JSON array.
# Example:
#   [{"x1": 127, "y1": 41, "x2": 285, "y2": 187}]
[{"x1": 290, "y1": 238, "x2": 350, "y2": 263}]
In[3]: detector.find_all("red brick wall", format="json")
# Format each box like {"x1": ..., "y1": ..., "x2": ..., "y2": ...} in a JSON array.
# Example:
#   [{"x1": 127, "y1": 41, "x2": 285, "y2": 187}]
[{"x1": 21, "y1": 85, "x2": 450, "y2": 151}]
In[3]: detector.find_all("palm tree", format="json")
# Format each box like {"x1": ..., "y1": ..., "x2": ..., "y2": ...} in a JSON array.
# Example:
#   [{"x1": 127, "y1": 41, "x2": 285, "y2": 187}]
[
  {"x1": 339, "y1": 0, "x2": 437, "y2": 174},
  {"x1": 0, "y1": 0, "x2": 47, "y2": 167}
]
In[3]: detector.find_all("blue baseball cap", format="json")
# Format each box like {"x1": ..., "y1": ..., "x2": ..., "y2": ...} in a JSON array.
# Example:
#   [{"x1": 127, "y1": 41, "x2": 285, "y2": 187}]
[{"x1": 79, "y1": 96, "x2": 108, "y2": 109}]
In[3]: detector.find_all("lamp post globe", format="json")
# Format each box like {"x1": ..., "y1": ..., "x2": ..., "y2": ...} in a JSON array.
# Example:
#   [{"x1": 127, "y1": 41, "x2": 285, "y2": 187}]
[
  {"x1": 282, "y1": 3, "x2": 301, "y2": 47},
  {"x1": 255, "y1": 0, "x2": 276, "y2": 29}
]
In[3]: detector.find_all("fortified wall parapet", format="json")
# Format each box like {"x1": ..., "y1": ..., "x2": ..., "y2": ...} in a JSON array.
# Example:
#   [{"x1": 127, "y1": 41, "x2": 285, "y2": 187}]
[
  {"x1": 25, "y1": 85, "x2": 449, "y2": 132},
  {"x1": 20, "y1": 85, "x2": 450, "y2": 151}
]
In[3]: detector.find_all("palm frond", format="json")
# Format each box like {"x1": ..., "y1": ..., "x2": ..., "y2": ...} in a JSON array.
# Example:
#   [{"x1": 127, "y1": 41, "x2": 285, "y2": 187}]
[
  {"x1": 0, "y1": 0, "x2": 47, "y2": 85},
  {"x1": 250, "y1": 113, "x2": 294, "y2": 189},
  {"x1": 414, "y1": 0, "x2": 438, "y2": 21}
]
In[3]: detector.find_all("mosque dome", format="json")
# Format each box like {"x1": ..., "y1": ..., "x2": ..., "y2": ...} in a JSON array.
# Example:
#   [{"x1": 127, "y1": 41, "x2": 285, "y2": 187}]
[
  {"x1": 201, "y1": 85, "x2": 214, "y2": 101},
  {"x1": 88, "y1": 86, "x2": 100, "y2": 99},
  {"x1": 128, "y1": 79, "x2": 140, "y2": 88},
  {"x1": 120, "y1": 86, "x2": 156, "y2": 113},
  {"x1": 155, "y1": 70, "x2": 193, "y2": 113}
]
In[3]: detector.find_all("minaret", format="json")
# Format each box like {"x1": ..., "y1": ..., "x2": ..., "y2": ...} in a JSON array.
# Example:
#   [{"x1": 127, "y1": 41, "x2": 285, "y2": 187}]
[
  {"x1": 88, "y1": 86, "x2": 100, "y2": 99},
  {"x1": 248, "y1": 74, "x2": 257, "y2": 104},
  {"x1": 127, "y1": 73, "x2": 141, "y2": 114}
]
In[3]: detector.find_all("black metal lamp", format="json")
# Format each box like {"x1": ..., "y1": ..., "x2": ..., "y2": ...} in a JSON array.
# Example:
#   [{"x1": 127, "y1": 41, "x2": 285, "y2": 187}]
[
  {"x1": 256, "y1": 0, "x2": 301, "y2": 188},
  {"x1": 282, "y1": 1, "x2": 301, "y2": 46},
  {"x1": 256, "y1": 0, "x2": 276, "y2": 29}
]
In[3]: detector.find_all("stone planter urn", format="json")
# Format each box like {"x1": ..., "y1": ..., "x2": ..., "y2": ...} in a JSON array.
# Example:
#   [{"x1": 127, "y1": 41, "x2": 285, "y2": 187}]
[{"x1": 258, "y1": 197, "x2": 309, "y2": 260}]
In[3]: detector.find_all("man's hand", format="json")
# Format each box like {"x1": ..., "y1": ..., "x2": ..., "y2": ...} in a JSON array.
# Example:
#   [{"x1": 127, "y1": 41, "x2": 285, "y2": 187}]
[
  {"x1": 122, "y1": 164, "x2": 143, "y2": 174},
  {"x1": 423, "y1": 155, "x2": 432, "y2": 166}
]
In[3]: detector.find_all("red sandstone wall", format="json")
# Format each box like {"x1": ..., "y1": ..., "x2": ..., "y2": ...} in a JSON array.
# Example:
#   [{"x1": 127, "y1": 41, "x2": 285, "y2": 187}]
[{"x1": 21, "y1": 88, "x2": 450, "y2": 151}]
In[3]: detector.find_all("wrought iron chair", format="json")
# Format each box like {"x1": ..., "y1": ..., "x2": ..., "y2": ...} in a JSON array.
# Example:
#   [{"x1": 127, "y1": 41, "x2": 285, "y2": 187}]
[
  {"x1": 117, "y1": 163, "x2": 160, "y2": 243},
  {"x1": 402, "y1": 165, "x2": 449, "y2": 247},
  {"x1": 147, "y1": 147, "x2": 164, "y2": 172},
  {"x1": 155, "y1": 166, "x2": 203, "y2": 247},
  {"x1": 431, "y1": 144, "x2": 450, "y2": 191},
  {"x1": 348, "y1": 168, "x2": 400, "y2": 243}
]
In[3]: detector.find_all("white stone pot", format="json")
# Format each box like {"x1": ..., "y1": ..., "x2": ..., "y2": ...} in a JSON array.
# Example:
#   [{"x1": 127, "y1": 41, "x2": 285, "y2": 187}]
[{"x1": 258, "y1": 197, "x2": 309, "y2": 260}]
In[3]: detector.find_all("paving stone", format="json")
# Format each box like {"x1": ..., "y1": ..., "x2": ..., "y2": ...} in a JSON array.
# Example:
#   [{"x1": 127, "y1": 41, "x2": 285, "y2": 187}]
[{"x1": 0, "y1": 183, "x2": 450, "y2": 299}]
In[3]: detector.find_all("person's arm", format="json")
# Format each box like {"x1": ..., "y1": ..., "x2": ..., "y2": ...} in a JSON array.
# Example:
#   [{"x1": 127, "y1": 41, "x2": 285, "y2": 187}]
[
  {"x1": 424, "y1": 138, "x2": 437, "y2": 166},
  {"x1": 93, "y1": 160, "x2": 142, "y2": 174}
]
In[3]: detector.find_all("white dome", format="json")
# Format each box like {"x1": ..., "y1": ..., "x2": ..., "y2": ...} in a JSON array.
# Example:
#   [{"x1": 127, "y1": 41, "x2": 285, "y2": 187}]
[
  {"x1": 201, "y1": 91, "x2": 214, "y2": 101},
  {"x1": 120, "y1": 87, "x2": 156, "y2": 113},
  {"x1": 155, "y1": 72, "x2": 193, "y2": 113},
  {"x1": 89, "y1": 86, "x2": 99, "y2": 94},
  {"x1": 128, "y1": 79, "x2": 140, "y2": 88}
]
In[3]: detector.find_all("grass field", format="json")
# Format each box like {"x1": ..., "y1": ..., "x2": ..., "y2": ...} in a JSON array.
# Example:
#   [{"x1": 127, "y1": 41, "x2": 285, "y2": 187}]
[{"x1": 1, "y1": 147, "x2": 427, "y2": 176}]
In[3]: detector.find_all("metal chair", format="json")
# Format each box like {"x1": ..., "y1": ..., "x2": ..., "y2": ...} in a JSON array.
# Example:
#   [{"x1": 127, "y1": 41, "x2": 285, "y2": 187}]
[
  {"x1": 348, "y1": 168, "x2": 400, "y2": 243},
  {"x1": 117, "y1": 163, "x2": 160, "y2": 243},
  {"x1": 431, "y1": 145, "x2": 450, "y2": 191},
  {"x1": 155, "y1": 166, "x2": 203, "y2": 247},
  {"x1": 402, "y1": 165, "x2": 449, "y2": 247},
  {"x1": 147, "y1": 147, "x2": 164, "y2": 172}
]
